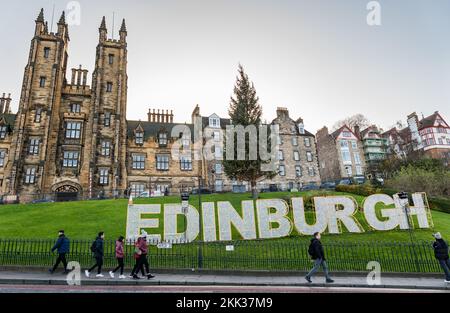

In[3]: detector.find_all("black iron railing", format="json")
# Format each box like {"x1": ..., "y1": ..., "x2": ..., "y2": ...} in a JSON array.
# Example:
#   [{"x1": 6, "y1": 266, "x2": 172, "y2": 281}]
[{"x1": 0, "y1": 238, "x2": 442, "y2": 273}]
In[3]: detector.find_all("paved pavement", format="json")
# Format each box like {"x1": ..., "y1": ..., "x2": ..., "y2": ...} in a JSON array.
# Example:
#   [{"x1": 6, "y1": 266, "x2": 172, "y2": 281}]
[{"x1": 0, "y1": 270, "x2": 449, "y2": 292}]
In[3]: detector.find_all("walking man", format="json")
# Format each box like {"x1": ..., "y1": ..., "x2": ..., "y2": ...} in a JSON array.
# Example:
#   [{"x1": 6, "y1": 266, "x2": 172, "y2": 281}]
[
  {"x1": 49, "y1": 230, "x2": 70, "y2": 274},
  {"x1": 85, "y1": 232, "x2": 105, "y2": 278},
  {"x1": 432, "y1": 232, "x2": 450, "y2": 283},
  {"x1": 305, "y1": 232, "x2": 334, "y2": 283}
]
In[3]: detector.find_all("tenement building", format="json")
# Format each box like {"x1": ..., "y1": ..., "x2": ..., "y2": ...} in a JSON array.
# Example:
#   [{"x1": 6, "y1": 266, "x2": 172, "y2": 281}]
[
  {"x1": 258, "y1": 108, "x2": 321, "y2": 190},
  {"x1": 316, "y1": 125, "x2": 366, "y2": 182}
]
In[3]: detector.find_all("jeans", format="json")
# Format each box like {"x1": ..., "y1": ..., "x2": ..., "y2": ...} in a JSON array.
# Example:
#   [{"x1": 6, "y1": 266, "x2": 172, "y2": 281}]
[
  {"x1": 52, "y1": 253, "x2": 68, "y2": 272},
  {"x1": 306, "y1": 258, "x2": 331, "y2": 280},
  {"x1": 88, "y1": 256, "x2": 103, "y2": 274},
  {"x1": 438, "y1": 259, "x2": 450, "y2": 281},
  {"x1": 112, "y1": 258, "x2": 124, "y2": 275}
]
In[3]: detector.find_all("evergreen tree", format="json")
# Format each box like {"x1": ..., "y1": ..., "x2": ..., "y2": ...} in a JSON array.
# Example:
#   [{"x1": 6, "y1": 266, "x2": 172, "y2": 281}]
[{"x1": 223, "y1": 65, "x2": 276, "y2": 199}]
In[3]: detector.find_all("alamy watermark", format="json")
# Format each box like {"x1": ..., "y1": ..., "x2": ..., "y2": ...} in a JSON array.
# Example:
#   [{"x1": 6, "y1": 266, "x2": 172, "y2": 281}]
[
  {"x1": 170, "y1": 118, "x2": 280, "y2": 172},
  {"x1": 367, "y1": 1, "x2": 381, "y2": 26}
]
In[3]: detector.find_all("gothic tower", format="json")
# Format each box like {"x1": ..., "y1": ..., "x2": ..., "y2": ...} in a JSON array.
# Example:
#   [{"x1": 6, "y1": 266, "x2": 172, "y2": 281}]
[
  {"x1": 89, "y1": 17, "x2": 128, "y2": 197},
  {"x1": 4, "y1": 9, "x2": 69, "y2": 201}
]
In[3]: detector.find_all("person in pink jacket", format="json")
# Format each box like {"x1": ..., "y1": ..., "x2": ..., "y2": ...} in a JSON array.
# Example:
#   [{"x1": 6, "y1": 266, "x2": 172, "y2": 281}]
[{"x1": 109, "y1": 236, "x2": 125, "y2": 279}]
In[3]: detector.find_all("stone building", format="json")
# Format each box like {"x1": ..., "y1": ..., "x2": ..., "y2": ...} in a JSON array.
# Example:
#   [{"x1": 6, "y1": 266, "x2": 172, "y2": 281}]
[
  {"x1": 316, "y1": 125, "x2": 366, "y2": 182},
  {"x1": 191, "y1": 105, "x2": 234, "y2": 192},
  {"x1": 258, "y1": 108, "x2": 321, "y2": 190},
  {"x1": 0, "y1": 9, "x2": 325, "y2": 203},
  {"x1": 0, "y1": 10, "x2": 129, "y2": 202},
  {"x1": 126, "y1": 109, "x2": 201, "y2": 197}
]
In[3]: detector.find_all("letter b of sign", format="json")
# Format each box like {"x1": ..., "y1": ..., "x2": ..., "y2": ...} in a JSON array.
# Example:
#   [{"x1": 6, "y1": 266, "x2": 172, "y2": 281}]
[{"x1": 366, "y1": 1, "x2": 381, "y2": 26}]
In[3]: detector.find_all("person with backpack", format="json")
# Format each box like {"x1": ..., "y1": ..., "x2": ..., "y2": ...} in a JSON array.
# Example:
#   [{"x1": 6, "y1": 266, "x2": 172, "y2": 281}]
[
  {"x1": 85, "y1": 232, "x2": 105, "y2": 278},
  {"x1": 109, "y1": 236, "x2": 126, "y2": 279},
  {"x1": 49, "y1": 230, "x2": 70, "y2": 274},
  {"x1": 432, "y1": 232, "x2": 450, "y2": 283},
  {"x1": 305, "y1": 232, "x2": 334, "y2": 283}
]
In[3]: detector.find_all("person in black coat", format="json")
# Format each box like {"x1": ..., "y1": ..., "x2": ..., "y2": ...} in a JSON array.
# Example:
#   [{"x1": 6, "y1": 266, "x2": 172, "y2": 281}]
[
  {"x1": 49, "y1": 230, "x2": 70, "y2": 274},
  {"x1": 85, "y1": 232, "x2": 105, "y2": 278},
  {"x1": 432, "y1": 232, "x2": 450, "y2": 283},
  {"x1": 305, "y1": 232, "x2": 334, "y2": 283}
]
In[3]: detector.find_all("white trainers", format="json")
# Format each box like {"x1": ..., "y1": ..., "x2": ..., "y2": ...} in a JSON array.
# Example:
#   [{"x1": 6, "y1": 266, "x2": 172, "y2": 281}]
[
  {"x1": 96, "y1": 274, "x2": 104, "y2": 278},
  {"x1": 85, "y1": 270, "x2": 90, "y2": 278},
  {"x1": 119, "y1": 275, "x2": 126, "y2": 279},
  {"x1": 445, "y1": 280, "x2": 450, "y2": 283},
  {"x1": 109, "y1": 271, "x2": 114, "y2": 278}
]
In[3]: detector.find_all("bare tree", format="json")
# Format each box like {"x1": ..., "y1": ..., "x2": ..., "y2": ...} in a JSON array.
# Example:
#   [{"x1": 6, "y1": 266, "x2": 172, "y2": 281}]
[{"x1": 332, "y1": 114, "x2": 371, "y2": 131}]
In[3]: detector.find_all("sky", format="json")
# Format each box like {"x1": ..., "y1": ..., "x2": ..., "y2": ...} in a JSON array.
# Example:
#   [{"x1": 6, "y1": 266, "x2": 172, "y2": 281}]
[{"x1": 1, "y1": 0, "x2": 450, "y2": 133}]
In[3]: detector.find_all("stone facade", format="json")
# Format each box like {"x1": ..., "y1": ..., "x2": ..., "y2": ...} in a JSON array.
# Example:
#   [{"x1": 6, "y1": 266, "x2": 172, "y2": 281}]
[
  {"x1": 126, "y1": 110, "x2": 201, "y2": 196},
  {"x1": 258, "y1": 108, "x2": 321, "y2": 190},
  {"x1": 316, "y1": 125, "x2": 366, "y2": 182},
  {"x1": 0, "y1": 10, "x2": 129, "y2": 202}
]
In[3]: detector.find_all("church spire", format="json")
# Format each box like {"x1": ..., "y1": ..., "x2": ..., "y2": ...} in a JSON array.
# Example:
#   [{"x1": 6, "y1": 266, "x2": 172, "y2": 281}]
[
  {"x1": 99, "y1": 16, "x2": 107, "y2": 42},
  {"x1": 120, "y1": 19, "x2": 127, "y2": 33},
  {"x1": 58, "y1": 11, "x2": 66, "y2": 25},
  {"x1": 100, "y1": 16, "x2": 107, "y2": 30},
  {"x1": 36, "y1": 8, "x2": 44, "y2": 23}
]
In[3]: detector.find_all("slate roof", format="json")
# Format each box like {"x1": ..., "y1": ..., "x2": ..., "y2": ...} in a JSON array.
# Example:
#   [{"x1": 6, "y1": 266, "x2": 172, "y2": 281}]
[
  {"x1": 0, "y1": 113, "x2": 16, "y2": 130},
  {"x1": 127, "y1": 120, "x2": 195, "y2": 141}
]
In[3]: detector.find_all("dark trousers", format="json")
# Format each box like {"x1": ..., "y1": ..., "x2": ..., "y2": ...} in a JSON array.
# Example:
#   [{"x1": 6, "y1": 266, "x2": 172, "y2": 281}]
[
  {"x1": 52, "y1": 253, "x2": 68, "y2": 272},
  {"x1": 131, "y1": 254, "x2": 149, "y2": 276},
  {"x1": 112, "y1": 258, "x2": 124, "y2": 275},
  {"x1": 88, "y1": 256, "x2": 103, "y2": 274},
  {"x1": 438, "y1": 258, "x2": 450, "y2": 280}
]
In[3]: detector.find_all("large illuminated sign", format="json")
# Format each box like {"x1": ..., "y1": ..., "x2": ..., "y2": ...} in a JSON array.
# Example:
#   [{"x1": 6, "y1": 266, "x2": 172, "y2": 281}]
[{"x1": 125, "y1": 193, "x2": 433, "y2": 242}]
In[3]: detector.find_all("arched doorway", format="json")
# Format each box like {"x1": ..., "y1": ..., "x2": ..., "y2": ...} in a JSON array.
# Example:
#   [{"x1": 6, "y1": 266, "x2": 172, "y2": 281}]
[{"x1": 53, "y1": 183, "x2": 81, "y2": 202}]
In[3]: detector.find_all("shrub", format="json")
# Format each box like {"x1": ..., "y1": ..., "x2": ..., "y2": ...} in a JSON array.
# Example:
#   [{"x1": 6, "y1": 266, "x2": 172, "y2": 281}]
[{"x1": 385, "y1": 165, "x2": 450, "y2": 197}]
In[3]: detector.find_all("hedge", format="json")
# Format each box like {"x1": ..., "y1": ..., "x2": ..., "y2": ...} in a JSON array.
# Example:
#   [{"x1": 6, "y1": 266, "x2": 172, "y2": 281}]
[{"x1": 335, "y1": 185, "x2": 450, "y2": 214}]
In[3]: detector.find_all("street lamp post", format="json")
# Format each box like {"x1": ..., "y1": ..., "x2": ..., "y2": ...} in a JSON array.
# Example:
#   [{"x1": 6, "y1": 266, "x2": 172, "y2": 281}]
[
  {"x1": 197, "y1": 174, "x2": 203, "y2": 269},
  {"x1": 397, "y1": 191, "x2": 420, "y2": 272}
]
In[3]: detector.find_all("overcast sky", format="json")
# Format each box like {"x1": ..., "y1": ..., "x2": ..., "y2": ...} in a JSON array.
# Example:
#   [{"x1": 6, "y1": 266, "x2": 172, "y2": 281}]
[{"x1": 1, "y1": 0, "x2": 450, "y2": 133}]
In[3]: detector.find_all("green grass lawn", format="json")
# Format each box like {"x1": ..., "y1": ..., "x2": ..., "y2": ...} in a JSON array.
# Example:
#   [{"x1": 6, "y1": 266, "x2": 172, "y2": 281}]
[{"x1": 0, "y1": 190, "x2": 448, "y2": 242}]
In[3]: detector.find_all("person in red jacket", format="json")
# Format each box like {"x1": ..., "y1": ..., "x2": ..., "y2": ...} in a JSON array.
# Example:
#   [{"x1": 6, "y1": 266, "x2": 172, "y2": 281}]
[
  {"x1": 137, "y1": 231, "x2": 155, "y2": 279},
  {"x1": 109, "y1": 236, "x2": 125, "y2": 279}
]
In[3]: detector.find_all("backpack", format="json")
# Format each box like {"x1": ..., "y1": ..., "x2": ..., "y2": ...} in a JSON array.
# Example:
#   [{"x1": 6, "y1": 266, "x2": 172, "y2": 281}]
[
  {"x1": 308, "y1": 242, "x2": 315, "y2": 258},
  {"x1": 90, "y1": 240, "x2": 97, "y2": 253}
]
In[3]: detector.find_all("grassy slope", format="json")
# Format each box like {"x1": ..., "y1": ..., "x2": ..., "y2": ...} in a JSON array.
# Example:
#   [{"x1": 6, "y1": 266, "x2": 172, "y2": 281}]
[{"x1": 0, "y1": 191, "x2": 448, "y2": 241}]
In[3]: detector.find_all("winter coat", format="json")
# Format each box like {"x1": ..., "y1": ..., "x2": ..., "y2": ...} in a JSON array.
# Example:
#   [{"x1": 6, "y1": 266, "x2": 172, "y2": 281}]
[
  {"x1": 433, "y1": 239, "x2": 449, "y2": 260},
  {"x1": 51, "y1": 235, "x2": 70, "y2": 254},
  {"x1": 138, "y1": 238, "x2": 148, "y2": 255},
  {"x1": 93, "y1": 237, "x2": 104, "y2": 258},
  {"x1": 115, "y1": 240, "x2": 124, "y2": 258},
  {"x1": 310, "y1": 238, "x2": 325, "y2": 260}
]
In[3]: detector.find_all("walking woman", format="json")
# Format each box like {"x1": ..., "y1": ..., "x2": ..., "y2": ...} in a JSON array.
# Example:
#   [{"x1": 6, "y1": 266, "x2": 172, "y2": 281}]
[
  {"x1": 109, "y1": 236, "x2": 126, "y2": 279},
  {"x1": 136, "y1": 231, "x2": 155, "y2": 279},
  {"x1": 130, "y1": 236, "x2": 143, "y2": 279}
]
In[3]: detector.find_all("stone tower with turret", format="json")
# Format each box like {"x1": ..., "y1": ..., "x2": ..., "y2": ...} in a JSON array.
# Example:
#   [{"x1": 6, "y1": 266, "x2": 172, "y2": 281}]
[
  {"x1": 4, "y1": 10, "x2": 70, "y2": 201},
  {"x1": 1, "y1": 10, "x2": 129, "y2": 202},
  {"x1": 89, "y1": 17, "x2": 128, "y2": 198}
]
